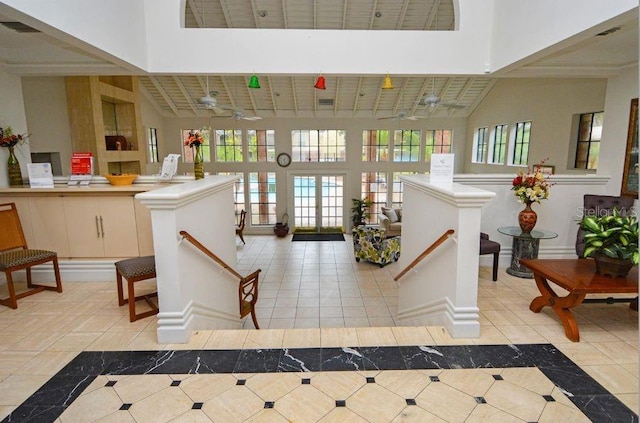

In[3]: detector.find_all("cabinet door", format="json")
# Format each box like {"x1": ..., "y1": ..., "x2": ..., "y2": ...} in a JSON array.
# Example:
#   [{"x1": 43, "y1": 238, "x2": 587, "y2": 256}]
[
  {"x1": 29, "y1": 197, "x2": 70, "y2": 257},
  {"x1": 99, "y1": 197, "x2": 139, "y2": 257},
  {"x1": 134, "y1": 198, "x2": 154, "y2": 256},
  {"x1": 63, "y1": 197, "x2": 104, "y2": 257}
]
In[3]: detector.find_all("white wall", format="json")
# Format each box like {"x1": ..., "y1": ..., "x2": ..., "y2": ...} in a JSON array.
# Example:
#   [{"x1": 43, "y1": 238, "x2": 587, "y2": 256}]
[
  {"x1": 0, "y1": 66, "x2": 30, "y2": 187},
  {"x1": 598, "y1": 65, "x2": 639, "y2": 195},
  {"x1": 464, "y1": 78, "x2": 608, "y2": 174},
  {"x1": 22, "y1": 77, "x2": 73, "y2": 175}
]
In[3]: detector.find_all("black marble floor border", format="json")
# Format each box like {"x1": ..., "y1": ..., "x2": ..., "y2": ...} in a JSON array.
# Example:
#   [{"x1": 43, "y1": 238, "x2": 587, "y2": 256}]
[{"x1": 2, "y1": 343, "x2": 636, "y2": 423}]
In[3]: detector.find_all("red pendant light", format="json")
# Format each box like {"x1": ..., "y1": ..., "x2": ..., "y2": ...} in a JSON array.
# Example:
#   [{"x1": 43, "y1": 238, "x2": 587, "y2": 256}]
[{"x1": 314, "y1": 75, "x2": 326, "y2": 90}]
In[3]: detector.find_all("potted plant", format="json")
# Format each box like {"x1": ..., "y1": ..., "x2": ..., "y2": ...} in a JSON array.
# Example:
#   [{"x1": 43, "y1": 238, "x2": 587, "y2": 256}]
[
  {"x1": 580, "y1": 207, "x2": 639, "y2": 277},
  {"x1": 351, "y1": 197, "x2": 373, "y2": 227}
]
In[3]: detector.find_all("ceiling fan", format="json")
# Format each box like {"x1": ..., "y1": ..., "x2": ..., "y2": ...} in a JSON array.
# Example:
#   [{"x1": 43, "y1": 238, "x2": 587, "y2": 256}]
[
  {"x1": 378, "y1": 90, "x2": 427, "y2": 120},
  {"x1": 378, "y1": 110, "x2": 427, "y2": 121},
  {"x1": 222, "y1": 107, "x2": 262, "y2": 121},
  {"x1": 418, "y1": 77, "x2": 465, "y2": 110}
]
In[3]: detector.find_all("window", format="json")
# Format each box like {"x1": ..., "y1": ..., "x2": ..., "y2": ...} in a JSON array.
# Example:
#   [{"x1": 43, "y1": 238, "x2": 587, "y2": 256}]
[
  {"x1": 489, "y1": 124, "x2": 508, "y2": 164},
  {"x1": 147, "y1": 127, "x2": 159, "y2": 163},
  {"x1": 218, "y1": 172, "x2": 245, "y2": 219},
  {"x1": 391, "y1": 172, "x2": 416, "y2": 209},
  {"x1": 425, "y1": 129, "x2": 452, "y2": 161},
  {"x1": 248, "y1": 130, "x2": 275, "y2": 162},
  {"x1": 249, "y1": 172, "x2": 276, "y2": 226},
  {"x1": 291, "y1": 129, "x2": 346, "y2": 162},
  {"x1": 511, "y1": 121, "x2": 532, "y2": 166},
  {"x1": 215, "y1": 129, "x2": 243, "y2": 162},
  {"x1": 362, "y1": 130, "x2": 389, "y2": 161},
  {"x1": 361, "y1": 172, "x2": 388, "y2": 224},
  {"x1": 575, "y1": 112, "x2": 603, "y2": 169},
  {"x1": 182, "y1": 129, "x2": 211, "y2": 162},
  {"x1": 472, "y1": 127, "x2": 489, "y2": 163},
  {"x1": 393, "y1": 130, "x2": 420, "y2": 162}
]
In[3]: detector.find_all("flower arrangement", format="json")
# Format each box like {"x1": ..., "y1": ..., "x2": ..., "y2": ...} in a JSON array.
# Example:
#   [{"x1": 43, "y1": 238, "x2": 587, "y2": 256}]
[
  {"x1": 184, "y1": 130, "x2": 204, "y2": 148},
  {"x1": 0, "y1": 126, "x2": 28, "y2": 148},
  {"x1": 511, "y1": 163, "x2": 552, "y2": 204}
]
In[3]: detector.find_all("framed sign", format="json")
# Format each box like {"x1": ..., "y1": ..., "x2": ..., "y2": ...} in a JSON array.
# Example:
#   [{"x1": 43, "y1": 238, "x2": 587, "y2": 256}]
[{"x1": 621, "y1": 98, "x2": 638, "y2": 197}]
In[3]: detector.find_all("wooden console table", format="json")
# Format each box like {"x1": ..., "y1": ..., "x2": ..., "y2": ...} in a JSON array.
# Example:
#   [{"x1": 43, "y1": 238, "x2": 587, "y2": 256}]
[{"x1": 520, "y1": 258, "x2": 638, "y2": 342}]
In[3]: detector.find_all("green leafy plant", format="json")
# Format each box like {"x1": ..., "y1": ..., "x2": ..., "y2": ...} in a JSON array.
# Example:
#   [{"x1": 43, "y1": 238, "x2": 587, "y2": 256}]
[
  {"x1": 580, "y1": 208, "x2": 639, "y2": 265},
  {"x1": 351, "y1": 197, "x2": 373, "y2": 226}
]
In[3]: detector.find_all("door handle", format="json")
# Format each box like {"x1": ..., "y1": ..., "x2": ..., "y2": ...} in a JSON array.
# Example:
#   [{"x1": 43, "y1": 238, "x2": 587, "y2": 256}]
[
  {"x1": 95, "y1": 216, "x2": 101, "y2": 237},
  {"x1": 99, "y1": 216, "x2": 105, "y2": 238}
]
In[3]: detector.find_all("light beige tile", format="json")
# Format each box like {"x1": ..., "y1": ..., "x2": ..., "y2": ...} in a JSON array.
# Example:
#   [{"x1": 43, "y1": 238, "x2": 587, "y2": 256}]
[
  {"x1": 129, "y1": 386, "x2": 194, "y2": 423},
  {"x1": 391, "y1": 326, "x2": 434, "y2": 346},
  {"x1": 484, "y1": 380, "x2": 549, "y2": 422},
  {"x1": 202, "y1": 385, "x2": 269, "y2": 422},
  {"x1": 438, "y1": 369, "x2": 495, "y2": 397},
  {"x1": 59, "y1": 387, "x2": 124, "y2": 422},
  {"x1": 283, "y1": 328, "x2": 321, "y2": 348},
  {"x1": 15, "y1": 351, "x2": 77, "y2": 376},
  {"x1": 321, "y1": 327, "x2": 359, "y2": 347},
  {"x1": 0, "y1": 374, "x2": 50, "y2": 406},
  {"x1": 582, "y1": 364, "x2": 638, "y2": 394},
  {"x1": 538, "y1": 402, "x2": 592, "y2": 423},
  {"x1": 356, "y1": 327, "x2": 396, "y2": 346},
  {"x1": 274, "y1": 385, "x2": 337, "y2": 422},
  {"x1": 416, "y1": 381, "x2": 478, "y2": 422},
  {"x1": 243, "y1": 329, "x2": 284, "y2": 349}
]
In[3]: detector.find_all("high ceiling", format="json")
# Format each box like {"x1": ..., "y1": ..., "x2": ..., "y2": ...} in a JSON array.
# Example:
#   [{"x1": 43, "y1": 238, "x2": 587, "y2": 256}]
[{"x1": 0, "y1": 0, "x2": 637, "y2": 120}]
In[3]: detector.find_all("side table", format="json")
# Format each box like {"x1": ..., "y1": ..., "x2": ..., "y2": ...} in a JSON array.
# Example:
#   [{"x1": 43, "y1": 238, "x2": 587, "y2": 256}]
[{"x1": 498, "y1": 227, "x2": 558, "y2": 278}]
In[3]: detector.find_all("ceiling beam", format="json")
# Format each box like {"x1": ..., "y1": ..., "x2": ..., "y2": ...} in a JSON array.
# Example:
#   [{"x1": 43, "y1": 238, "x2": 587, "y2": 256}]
[
  {"x1": 353, "y1": 77, "x2": 363, "y2": 112},
  {"x1": 173, "y1": 75, "x2": 198, "y2": 114},
  {"x1": 396, "y1": 0, "x2": 410, "y2": 30},
  {"x1": 291, "y1": 77, "x2": 299, "y2": 117},
  {"x1": 425, "y1": 0, "x2": 441, "y2": 30},
  {"x1": 148, "y1": 76, "x2": 179, "y2": 116}
]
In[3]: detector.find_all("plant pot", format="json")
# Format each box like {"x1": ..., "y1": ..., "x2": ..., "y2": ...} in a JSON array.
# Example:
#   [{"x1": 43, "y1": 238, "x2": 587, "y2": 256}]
[
  {"x1": 274, "y1": 223, "x2": 289, "y2": 237},
  {"x1": 593, "y1": 253, "x2": 634, "y2": 278}
]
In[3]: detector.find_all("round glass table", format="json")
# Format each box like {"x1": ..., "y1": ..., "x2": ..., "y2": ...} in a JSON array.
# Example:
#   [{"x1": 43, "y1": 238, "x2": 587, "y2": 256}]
[{"x1": 498, "y1": 226, "x2": 558, "y2": 278}]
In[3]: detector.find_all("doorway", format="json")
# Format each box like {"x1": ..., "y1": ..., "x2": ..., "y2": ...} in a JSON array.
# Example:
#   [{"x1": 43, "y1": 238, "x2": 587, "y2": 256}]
[{"x1": 293, "y1": 175, "x2": 344, "y2": 232}]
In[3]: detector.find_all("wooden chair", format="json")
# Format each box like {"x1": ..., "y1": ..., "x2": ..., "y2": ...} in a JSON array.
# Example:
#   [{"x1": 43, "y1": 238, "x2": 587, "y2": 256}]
[
  {"x1": 0, "y1": 202, "x2": 63, "y2": 309},
  {"x1": 236, "y1": 210, "x2": 247, "y2": 244},
  {"x1": 115, "y1": 255, "x2": 159, "y2": 322},
  {"x1": 239, "y1": 269, "x2": 261, "y2": 329}
]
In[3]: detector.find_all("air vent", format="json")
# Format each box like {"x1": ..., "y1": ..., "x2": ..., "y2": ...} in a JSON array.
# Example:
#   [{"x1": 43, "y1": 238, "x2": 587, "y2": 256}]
[
  {"x1": 0, "y1": 22, "x2": 40, "y2": 33},
  {"x1": 596, "y1": 26, "x2": 621, "y2": 36},
  {"x1": 318, "y1": 98, "x2": 334, "y2": 106}
]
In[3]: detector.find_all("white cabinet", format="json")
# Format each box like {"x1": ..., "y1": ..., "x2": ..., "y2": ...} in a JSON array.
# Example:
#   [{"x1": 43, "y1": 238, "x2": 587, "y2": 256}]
[{"x1": 64, "y1": 196, "x2": 139, "y2": 258}]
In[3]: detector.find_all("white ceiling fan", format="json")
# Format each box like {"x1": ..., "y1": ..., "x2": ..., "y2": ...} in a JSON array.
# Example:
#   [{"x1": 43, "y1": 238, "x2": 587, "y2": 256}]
[
  {"x1": 418, "y1": 77, "x2": 465, "y2": 110},
  {"x1": 378, "y1": 89, "x2": 427, "y2": 121},
  {"x1": 227, "y1": 108, "x2": 262, "y2": 121}
]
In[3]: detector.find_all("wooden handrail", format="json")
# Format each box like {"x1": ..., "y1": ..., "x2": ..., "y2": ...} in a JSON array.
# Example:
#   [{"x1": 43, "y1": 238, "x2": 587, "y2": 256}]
[
  {"x1": 394, "y1": 229, "x2": 455, "y2": 282},
  {"x1": 179, "y1": 230, "x2": 243, "y2": 280}
]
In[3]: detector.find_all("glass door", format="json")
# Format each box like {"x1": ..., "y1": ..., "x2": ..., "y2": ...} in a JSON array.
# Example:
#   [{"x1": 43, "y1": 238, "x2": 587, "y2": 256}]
[{"x1": 293, "y1": 175, "x2": 344, "y2": 232}]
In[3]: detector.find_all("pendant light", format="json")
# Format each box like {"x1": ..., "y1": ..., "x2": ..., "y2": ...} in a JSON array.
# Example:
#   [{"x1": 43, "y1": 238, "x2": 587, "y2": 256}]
[
  {"x1": 381, "y1": 74, "x2": 394, "y2": 89},
  {"x1": 314, "y1": 75, "x2": 326, "y2": 90},
  {"x1": 248, "y1": 74, "x2": 261, "y2": 89}
]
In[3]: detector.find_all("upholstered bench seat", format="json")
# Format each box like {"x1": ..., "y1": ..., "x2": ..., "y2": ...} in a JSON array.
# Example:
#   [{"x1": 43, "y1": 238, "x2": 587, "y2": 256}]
[{"x1": 115, "y1": 255, "x2": 158, "y2": 322}]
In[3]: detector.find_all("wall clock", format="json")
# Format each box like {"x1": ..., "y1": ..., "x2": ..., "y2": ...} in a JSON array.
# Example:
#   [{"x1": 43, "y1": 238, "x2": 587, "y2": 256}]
[{"x1": 277, "y1": 152, "x2": 291, "y2": 167}]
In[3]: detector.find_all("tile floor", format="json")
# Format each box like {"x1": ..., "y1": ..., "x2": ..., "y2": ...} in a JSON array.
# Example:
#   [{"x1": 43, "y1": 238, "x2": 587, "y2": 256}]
[{"x1": 0, "y1": 234, "x2": 637, "y2": 422}]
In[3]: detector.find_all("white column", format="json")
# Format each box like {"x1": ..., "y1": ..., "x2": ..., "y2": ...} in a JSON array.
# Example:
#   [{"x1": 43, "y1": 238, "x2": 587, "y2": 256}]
[
  {"x1": 136, "y1": 176, "x2": 240, "y2": 343},
  {"x1": 396, "y1": 175, "x2": 495, "y2": 338}
]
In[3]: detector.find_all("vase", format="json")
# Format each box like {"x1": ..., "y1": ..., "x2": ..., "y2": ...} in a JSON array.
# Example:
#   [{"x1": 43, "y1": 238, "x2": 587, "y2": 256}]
[
  {"x1": 518, "y1": 202, "x2": 537, "y2": 234},
  {"x1": 7, "y1": 146, "x2": 23, "y2": 186},
  {"x1": 193, "y1": 145, "x2": 204, "y2": 180}
]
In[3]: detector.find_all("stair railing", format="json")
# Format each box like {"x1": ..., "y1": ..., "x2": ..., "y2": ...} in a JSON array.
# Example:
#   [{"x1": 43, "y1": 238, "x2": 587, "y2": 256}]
[
  {"x1": 179, "y1": 230, "x2": 243, "y2": 279},
  {"x1": 394, "y1": 229, "x2": 455, "y2": 282}
]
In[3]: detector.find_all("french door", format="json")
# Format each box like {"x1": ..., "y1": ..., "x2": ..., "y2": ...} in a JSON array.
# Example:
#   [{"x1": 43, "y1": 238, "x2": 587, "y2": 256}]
[{"x1": 293, "y1": 175, "x2": 344, "y2": 232}]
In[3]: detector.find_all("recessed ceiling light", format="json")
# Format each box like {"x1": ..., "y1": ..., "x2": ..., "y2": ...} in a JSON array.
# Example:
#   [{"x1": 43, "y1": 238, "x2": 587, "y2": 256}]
[
  {"x1": 258, "y1": 10, "x2": 268, "y2": 18},
  {"x1": 374, "y1": 11, "x2": 382, "y2": 18}
]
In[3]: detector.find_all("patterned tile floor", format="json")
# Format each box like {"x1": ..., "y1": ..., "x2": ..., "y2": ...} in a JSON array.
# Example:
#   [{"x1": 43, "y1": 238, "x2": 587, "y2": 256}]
[{"x1": 0, "y1": 234, "x2": 637, "y2": 422}]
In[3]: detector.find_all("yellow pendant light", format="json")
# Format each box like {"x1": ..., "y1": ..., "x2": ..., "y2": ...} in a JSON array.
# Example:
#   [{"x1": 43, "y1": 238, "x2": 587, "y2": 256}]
[{"x1": 381, "y1": 74, "x2": 394, "y2": 89}]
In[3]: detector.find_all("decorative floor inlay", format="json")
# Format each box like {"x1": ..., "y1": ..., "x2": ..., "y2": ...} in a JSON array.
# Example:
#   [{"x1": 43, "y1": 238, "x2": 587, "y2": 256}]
[{"x1": 2, "y1": 344, "x2": 637, "y2": 422}]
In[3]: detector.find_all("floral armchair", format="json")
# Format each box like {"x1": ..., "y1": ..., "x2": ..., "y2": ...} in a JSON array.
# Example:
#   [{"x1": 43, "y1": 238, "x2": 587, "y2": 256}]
[{"x1": 352, "y1": 226, "x2": 401, "y2": 267}]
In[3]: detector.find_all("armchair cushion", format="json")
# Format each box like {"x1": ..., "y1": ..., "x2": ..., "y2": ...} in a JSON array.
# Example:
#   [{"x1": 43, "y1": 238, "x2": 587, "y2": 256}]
[
  {"x1": 352, "y1": 226, "x2": 401, "y2": 267},
  {"x1": 381, "y1": 206, "x2": 399, "y2": 223}
]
